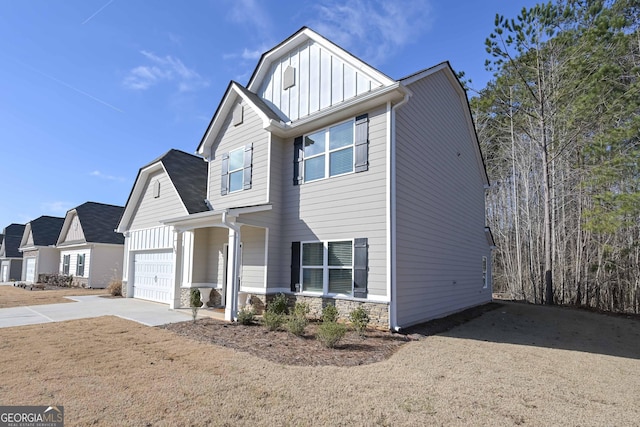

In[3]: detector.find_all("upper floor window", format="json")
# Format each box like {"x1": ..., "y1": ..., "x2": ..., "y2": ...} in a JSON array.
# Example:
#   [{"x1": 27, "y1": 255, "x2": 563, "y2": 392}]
[
  {"x1": 221, "y1": 143, "x2": 253, "y2": 195},
  {"x1": 293, "y1": 114, "x2": 369, "y2": 185},
  {"x1": 304, "y1": 120, "x2": 354, "y2": 182}
]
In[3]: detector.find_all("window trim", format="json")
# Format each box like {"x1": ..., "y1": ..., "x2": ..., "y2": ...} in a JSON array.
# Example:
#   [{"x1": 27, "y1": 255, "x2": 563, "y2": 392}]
[
  {"x1": 302, "y1": 118, "x2": 355, "y2": 183},
  {"x1": 299, "y1": 239, "x2": 354, "y2": 296},
  {"x1": 227, "y1": 147, "x2": 245, "y2": 194},
  {"x1": 76, "y1": 254, "x2": 85, "y2": 277}
]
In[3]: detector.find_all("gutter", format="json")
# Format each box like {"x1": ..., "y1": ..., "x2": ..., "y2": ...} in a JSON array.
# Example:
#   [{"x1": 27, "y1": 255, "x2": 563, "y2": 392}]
[{"x1": 389, "y1": 86, "x2": 412, "y2": 332}]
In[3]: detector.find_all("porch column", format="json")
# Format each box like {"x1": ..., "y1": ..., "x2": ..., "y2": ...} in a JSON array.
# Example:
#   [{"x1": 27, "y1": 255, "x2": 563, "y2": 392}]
[
  {"x1": 170, "y1": 229, "x2": 183, "y2": 309},
  {"x1": 224, "y1": 224, "x2": 241, "y2": 321}
]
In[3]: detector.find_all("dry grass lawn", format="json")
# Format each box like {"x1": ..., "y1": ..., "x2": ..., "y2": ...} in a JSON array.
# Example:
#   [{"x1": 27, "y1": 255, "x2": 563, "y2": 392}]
[
  {"x1": 0, "y1": 302, "x2": 638, "y2": 426},
  {"x1": 0, "y1": 285, "x2": 106, "y2": 308}
]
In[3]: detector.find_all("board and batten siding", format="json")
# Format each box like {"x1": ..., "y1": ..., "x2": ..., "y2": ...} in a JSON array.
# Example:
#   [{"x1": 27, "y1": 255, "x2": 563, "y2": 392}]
[
  {"x1": 62, "y1": 215, "x2": 85, "y2": 243},
  {"x1": 207, "y1": 99, "x2": 270, "y2": 209},
  {"x1": 122, "y1": 226, "x2": 174, "y2": 283},
  {"x1": 129, "y1": 170, "x2": 187, "y2": 230},
  {"x1": 258, "y1": 40, "x2": 384, "y2": 122},
  {"x1": 280, "y1": 106, "x2": 388, "y2": 298},
  {"x1": 394, "y1": 71, "x2": 491, "y2": 327}
]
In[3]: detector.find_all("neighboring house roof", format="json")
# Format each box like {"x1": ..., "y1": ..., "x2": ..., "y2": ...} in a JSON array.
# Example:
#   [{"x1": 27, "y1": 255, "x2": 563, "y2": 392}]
[
  {"x1": 21, "y1": 216, "x2": 64, "y2": 248},
  {"x1": 117, "y1": 149, "x2": 208, "y2": 232},
  {"x1": 1, "y1": 224, "x2": 26, "y2": 258},
  {"x1": 58, "y1": 202, "x2": 125, "y2": 246}
]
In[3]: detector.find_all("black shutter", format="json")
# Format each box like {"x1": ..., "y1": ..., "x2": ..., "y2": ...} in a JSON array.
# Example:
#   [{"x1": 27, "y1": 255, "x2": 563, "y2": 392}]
[
  {"x1": 353, "y1": 238, "x2": 368, "y2": 298},
  {"x1": 354, "y1": 114, "x2": 369, "y2": 172},
  {"x1": 220, "y1": 153, "x2": 229, "y2": 195},
  {"x1": 291, "y1": 241, "x2": 301, "y2": 292},
  {"x1": 293, "y1": 136, "x2": 303, "y2": 185},
  {"x1": 243, "y1": 143, "x2": 253, "y2": 190}
]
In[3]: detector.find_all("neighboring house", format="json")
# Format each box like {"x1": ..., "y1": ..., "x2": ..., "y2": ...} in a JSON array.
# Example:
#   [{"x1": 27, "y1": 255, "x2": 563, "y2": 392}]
[
  {"x1": 118, "y1": 27, "x2": 494, "y2": 329},
  {"x1": 117, "y1": 149, "x2": 209, "y2": 305},
  {"x1": 56, "y1": 202, "x2": 125, "y2": 288},
  {"x1": 19, "y1": 216, "x2": 64, "y2": 283},
  {"x1": 0, "y1": 224, "x2": 26, "y2": 282}
]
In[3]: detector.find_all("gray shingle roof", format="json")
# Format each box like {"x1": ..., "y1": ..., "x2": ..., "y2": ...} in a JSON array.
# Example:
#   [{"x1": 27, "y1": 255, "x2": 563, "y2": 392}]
[
  {"x1": 157, "y1": 149, "x2": 209, "y2": 214},
  {"x1": 28, "y1": 216, "x2": 64, "y2": 247},
  {"x1": 74, "y1": 202, "x2": 125, "y2": 245},
  {"x1": 2, "y1": 224, "x2": 25, "y2": 258}
]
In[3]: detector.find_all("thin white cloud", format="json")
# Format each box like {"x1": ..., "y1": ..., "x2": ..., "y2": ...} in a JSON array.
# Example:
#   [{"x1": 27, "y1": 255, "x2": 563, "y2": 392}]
[
  {"x1": 82, "y1": 0, "x2": 115, "y2": 25},
  {"x1": 123, "y1": 51, "x2": 209, "y2": 92},
  {"x1": 41, "y1": 201, "x2": 72, "y2": 215},
  {"x1": 90, "y1": 170, "x2": 125, "y2": 182},
  {"x1": 226, "y1": 0, "x2": 271, "y2": 36},
  {"x1": 310, "y1": 0, "x2": 433, "y2": 65}
]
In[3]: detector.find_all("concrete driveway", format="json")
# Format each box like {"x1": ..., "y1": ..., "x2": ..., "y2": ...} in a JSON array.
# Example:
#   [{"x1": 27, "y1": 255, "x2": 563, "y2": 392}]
[{"x1": 0, "y1": 294, "x2": 212, "y2": 328}]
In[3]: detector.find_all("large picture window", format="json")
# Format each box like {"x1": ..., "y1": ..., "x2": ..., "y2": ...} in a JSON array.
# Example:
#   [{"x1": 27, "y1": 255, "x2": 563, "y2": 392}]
[
  {"x1": 303, "y1": 120, "x2": 354, "y2": 182},
  {"x1": 301, "y1": 240, "x2": 353, "y2": 296}
]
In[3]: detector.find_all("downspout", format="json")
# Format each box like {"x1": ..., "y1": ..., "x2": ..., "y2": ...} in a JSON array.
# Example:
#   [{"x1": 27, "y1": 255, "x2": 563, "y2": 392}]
[
  {"x1": 222, "y1": 210, "x2": 241, "y2": 321},
  {"x1": 390, "y1": 88, "x2": 411, "y2": 332}
]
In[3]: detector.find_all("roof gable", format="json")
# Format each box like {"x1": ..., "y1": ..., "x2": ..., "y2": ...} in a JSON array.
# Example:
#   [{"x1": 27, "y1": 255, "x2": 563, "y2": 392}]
[
  {"x1": 58, "y1": 202, "x2": 124, "y2": 246},
  {"x1": 20, "y1": 216, "x2": 64, "y2": 249},
  {"x1": 248, "y1": 27, "x2": 395, "y2": 123},
  {"x1": 0, "y1": 224, "x2": 25, "y2": 258},
  {"x1": 117, "y1": 150, "x2": 208, "y2": 232}
]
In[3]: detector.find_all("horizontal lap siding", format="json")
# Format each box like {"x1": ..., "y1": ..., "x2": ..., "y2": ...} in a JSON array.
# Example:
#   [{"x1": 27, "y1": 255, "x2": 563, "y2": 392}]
[
  {"x1": 192, "y1": 227, "x2": 227, "y2": 285},
  {"x1": 130, "y1": 170, "x2": 186, "y2": 230},
  {"x1": 89, "y1": 245, "x2": 123, "y2": 288},
  {"x1": 59, "y1": 248, "x2": 91, "y2": 278},
  {"x1": 281, "y1": 106, "x2": 388, "y2": 297},
  {"x1": 240, "y1": 226, "x2": 266, "y2": 290},
  {"x1": 208, "y1": 100, "x2": 269, "y2": 209},
  {"x1": 395, "y1": 72, "x2": 491, "y2": 327}
]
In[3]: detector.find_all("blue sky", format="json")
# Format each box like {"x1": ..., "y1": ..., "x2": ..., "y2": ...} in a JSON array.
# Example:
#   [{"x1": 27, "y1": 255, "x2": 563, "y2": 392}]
[{"x1": 0, "y1": 0, "x2": 538, "y2": 229}]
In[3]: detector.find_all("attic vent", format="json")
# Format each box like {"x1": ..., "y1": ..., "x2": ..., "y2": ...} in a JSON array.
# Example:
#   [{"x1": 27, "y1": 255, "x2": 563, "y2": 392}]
[
  {"x1": 283, "y1": 65, "x2": 296, "y2": 90},
  {"x1": 153, "y1": 180, "x2": 161, "y2": 198},
  {"x1": 233, "y1": 104, "x2": 244, "y2": 126}
]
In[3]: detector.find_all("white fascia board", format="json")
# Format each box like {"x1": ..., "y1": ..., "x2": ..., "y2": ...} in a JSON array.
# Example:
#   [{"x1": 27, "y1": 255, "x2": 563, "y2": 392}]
[
  {"x1": 266, "y1": 84, "x2": 409, "y2": 138},
  {"x1": 116, "y1": 162, "x2": 164, "y2": 233},
  {"x1": 198, "y1": 84, "x2": 276, "y2": 157}
]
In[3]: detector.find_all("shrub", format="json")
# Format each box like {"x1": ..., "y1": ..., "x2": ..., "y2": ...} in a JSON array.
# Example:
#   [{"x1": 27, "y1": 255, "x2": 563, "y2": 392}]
[
  {"x1": 286, "y1": 302, "x2": 310, "y2": 336},
  {"x1": 262, "y1": 310, "x2": 285, "y2": 331},
  {"x1": 190, "y1": 288, "x2": 203, "y2": 323},
  {"x1": 106, "y1": 279, "x2": 122, "y2": 297},
  {"x1": 322, "y1": 304, "x2": 339, "y2": 323},
  {"x1": 316, "y1": 321, "x2": 347, "y2": 348},
  {"x1": 237, "y1": 307, "x2": 255, "y2": 325},
  {"x1": 349, "y1": 306, "x2": 370, "y2": 338},
  {"x1": 267, "y1": 293, "x2": 289, "y2": 315}
]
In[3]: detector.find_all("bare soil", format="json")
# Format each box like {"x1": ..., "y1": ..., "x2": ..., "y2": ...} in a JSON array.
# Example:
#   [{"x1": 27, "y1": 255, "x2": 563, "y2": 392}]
[
  {"x1": 0, "y1": 284, "x2": 107, "y2": 308},
  {"x1": 0, "y1": 300, "x2": 638, "y2": 426}
]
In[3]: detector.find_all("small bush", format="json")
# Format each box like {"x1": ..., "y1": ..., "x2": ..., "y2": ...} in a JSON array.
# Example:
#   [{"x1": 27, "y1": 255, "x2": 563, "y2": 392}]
[
  {"x1": 286, "y1": 315, "x2": 308, "y2": 336},
  {"x1": 263, "y1": 310, "x2": 285, "y2": 331},
  {"x1": 237, "y1": 307, "x2": 255, "y2": 325},
  {"x1": 349, "y1": 306, "x2": 370, "y2": 337},
  {"x1": 190, "y1": 288, "x2": 203, "y2": 323},
  {"x1": 106, "y1": 279, "x2": 122, "y2": 297},
  {"x1": 267, "y1": 293, "x2": 289, "y2": 314},
  {"x1": 316, "y1": 321, "x2": 347, "y2": 348},
  {"x1": 322, "y1": 304, "x2": 339, "y2": 323},
  {"x1": 286, "y1": 302, "x2": 310, "y2": 336}
]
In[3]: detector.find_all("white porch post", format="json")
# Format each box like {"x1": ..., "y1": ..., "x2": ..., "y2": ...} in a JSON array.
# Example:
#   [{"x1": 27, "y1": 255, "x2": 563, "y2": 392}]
[
  {"x1": 170, "y1": 229, "x2": 183, "y2": 309},
  {"x1": 224, "y1": 216, "x2": 241, "y2": 321}
]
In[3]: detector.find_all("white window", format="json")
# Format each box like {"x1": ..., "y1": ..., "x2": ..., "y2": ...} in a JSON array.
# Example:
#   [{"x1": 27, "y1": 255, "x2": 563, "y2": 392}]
[
  {"x1": 482, "y1": 256, "x2": 488, "y2": 288},
  {"x1": 228, "y1": 147, "x2": 244, "y2": 193},
  {"x1": 301, "y1": 240, "x2": 353, "y2": 296},
  {"x1": 62, "y1": 255, "x2": 70, "y2": 275},
  {"x1": 76, "y1": 254, "x2": 85, "y2": 277},
  {"x1": 303, "y1": 120, "x2": 354, "y2": 182}
]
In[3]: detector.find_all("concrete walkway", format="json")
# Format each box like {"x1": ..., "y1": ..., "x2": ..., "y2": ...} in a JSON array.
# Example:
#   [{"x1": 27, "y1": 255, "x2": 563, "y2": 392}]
[{"x1": 0, "y1": 294, "x2": 223, "y2": 328}]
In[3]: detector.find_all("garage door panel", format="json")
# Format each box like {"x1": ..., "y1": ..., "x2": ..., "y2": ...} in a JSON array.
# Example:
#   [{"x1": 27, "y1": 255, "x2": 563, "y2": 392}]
[
  {"x1": 132, "y1": 251, "x2": 173, "y2": 304},
  {"x1": 25, "y1": 258, "x2": 36, "y2": 283}
]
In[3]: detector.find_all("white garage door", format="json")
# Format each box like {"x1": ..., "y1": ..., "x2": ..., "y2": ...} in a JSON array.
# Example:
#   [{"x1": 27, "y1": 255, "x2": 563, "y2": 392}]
[
  {"x1": 132, "y1": 251, "x2": 173, "y2": 304},
  {"x1": 1, "y1": 264, "x2": 8, "y2": 282},
  {"x1": 25, "y1": 258, "x2": 36, "y2": 283}
]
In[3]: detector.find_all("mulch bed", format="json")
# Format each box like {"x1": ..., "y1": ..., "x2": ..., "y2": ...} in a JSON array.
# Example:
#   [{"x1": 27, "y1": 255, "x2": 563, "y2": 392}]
[{"x1": 159, "y1": 302, "x2": 502, "y2": 367}]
